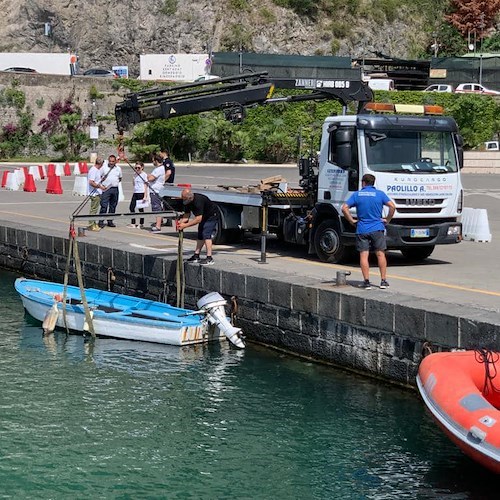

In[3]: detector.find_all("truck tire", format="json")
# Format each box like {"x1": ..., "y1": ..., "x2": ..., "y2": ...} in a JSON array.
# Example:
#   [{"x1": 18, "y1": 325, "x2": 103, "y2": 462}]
[
  {"x1": 212, "y1": 208, "x2": 243, "y2": 245},
  {"x1": 314, "y1": 219, "x2": 347, "y2": 263},
  {"x1": 400, "y1": 245, "x2": 435, "y2": 261}
]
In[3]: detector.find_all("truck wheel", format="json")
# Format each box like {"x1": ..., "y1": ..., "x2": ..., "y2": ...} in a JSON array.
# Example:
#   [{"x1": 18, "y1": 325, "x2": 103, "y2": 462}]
[
  {"x1": 212, "y1": 208, "x2": 243, "y2": 245},
  {"x1": 314, "y1": 219, "x2": 346, "y2": 263},
  {"x1": 400, "y1": 245, "x2": 435, "y2": 261}
]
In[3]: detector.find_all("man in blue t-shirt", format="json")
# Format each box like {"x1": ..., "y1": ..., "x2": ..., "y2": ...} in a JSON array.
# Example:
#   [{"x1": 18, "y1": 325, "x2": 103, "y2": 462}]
[{"x1": 342, "y1": 174, "x2": 395, "y2": 290}]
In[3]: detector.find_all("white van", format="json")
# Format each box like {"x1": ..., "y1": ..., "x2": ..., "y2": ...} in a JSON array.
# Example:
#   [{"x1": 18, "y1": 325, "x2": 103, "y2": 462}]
[{"x1": 367, "y1": 79, "x2": 395, "y2": 91}]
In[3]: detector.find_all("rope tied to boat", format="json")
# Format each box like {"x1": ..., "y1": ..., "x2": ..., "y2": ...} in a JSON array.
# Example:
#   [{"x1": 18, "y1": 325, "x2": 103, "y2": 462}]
[
  {"x1": 230, "y1": 296, "x2": 238, "y2": 325},
  {"x1": 176, "y1": 218, "x2": 185, "y2": 309},
  {"x1": 421, "y1": 341, "x2": 433, "y2": 358},
  {"x1": 474, "y1": 349, "x2": 500, "y2": 396},
  {"x1": 107, "y1": 267, "x2": 116, "y2": 292}
]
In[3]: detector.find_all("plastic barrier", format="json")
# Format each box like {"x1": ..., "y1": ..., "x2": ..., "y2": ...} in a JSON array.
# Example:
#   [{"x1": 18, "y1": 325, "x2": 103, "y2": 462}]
[
  {"x1": 72, "y1": 176, "x2": 87, "y2": 196},
  {"x1": 55, "y1": 163, "x2": 65, "y2": 176},
  {"x1": 461, "y1": 207, "x2": 492, "y2": 242},
  {"x1": 23, "y1": 174, "x2": 36, "y2": 192},
  {"x1": 38, "y1": 165, "x2": 46, "y2": 179},
  {"x1": 15, "y1": 168, "x2": 25, "y2": 185},
  {"x1": 118, "y1": 182, "x2": 125, "y2": 202},
  {"x1": 79, "y1": 162, "x2": 88, "y2": 174},
  {"x1": 29, "y1": 165, "x2": 41, "y2": 181},
  {"x1": 47, "y1": 164, "x2": 56, "y2": 177},
  {"x1": 1, "y1": 170, "x2": 9, "y2": 188},
  {"x1": 73, "y1": 162, "x2": 81, "y2": 175},
  {"x1": 46, "y1": 175, "x2": 63, "y2": 194},
  {"x1": 63, "y1": 162, "x2": 71, "y2": 176},
  {"x1": 5, "y1": 172, "x2": 20, "y2": 191}
]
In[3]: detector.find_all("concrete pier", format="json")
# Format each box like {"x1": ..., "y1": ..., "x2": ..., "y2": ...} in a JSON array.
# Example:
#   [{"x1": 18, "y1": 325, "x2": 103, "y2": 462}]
[{"x1": 1, "y1": 217, "x2": 499, "y2": 387}]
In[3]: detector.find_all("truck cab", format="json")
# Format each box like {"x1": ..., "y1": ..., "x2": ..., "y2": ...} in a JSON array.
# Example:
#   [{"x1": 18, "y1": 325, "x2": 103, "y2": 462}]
[{"x1": 312, "y1": 103, "x2": 463, "y2": 262}]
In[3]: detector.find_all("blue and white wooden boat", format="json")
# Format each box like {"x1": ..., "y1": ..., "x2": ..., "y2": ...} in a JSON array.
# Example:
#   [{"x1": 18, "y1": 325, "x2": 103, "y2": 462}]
[{"x1": 15, "y1": 278, "x2": 245, "y2": 348}]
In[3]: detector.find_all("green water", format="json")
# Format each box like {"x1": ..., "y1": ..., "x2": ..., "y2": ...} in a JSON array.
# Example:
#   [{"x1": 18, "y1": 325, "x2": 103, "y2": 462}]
[{"x1": 0, "y1": 269, "x2": 497, "y2": 499}]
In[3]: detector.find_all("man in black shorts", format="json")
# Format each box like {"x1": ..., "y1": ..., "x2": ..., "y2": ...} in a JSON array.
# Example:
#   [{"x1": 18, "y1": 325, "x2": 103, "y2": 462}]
[{"x1": 178, "y1": 189, "x2": 218, "y2": 265}]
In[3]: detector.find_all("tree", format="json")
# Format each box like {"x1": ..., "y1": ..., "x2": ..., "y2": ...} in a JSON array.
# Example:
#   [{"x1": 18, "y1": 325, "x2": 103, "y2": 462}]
[
  {"x1": 39, "y1": 99, "x2": 90, "y2": 159},
  {"x1": 446, "y1": 0, "x2": 500, "y2": 37}
]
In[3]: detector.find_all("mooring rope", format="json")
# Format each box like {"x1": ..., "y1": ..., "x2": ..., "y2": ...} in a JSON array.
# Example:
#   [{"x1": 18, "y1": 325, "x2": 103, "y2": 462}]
[{"x1": 474, "y1": 348, "x2": 500, "y2": 396}]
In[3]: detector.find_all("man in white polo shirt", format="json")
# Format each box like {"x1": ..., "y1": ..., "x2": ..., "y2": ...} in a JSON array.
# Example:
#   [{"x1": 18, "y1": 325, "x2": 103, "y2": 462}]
[{"x1": 98, "y1": 154, "x2": 122, "y2": 228}]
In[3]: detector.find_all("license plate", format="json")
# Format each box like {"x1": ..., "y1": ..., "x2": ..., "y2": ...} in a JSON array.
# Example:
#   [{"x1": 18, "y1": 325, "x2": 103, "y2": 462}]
[{"x1": 410, "y1": 228, "x2": 430, "y2": 238}]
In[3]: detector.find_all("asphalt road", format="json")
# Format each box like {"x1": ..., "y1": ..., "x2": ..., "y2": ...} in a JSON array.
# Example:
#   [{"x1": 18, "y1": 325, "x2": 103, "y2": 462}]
[{"x1": 1, "y1": 163, "x2": 499, "y2": 313}]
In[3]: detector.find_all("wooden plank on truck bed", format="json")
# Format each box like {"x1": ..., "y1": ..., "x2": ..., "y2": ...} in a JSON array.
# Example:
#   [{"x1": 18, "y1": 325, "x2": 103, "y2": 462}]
[{"x1": 260, "y1": 175, "x2": 285, "y2": 184}]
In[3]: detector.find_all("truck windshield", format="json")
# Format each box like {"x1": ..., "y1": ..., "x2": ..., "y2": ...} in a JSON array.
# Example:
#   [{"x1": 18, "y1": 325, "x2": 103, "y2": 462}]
[{"x1": 364, "y1": 130, "x2": 458, "y2": 173}]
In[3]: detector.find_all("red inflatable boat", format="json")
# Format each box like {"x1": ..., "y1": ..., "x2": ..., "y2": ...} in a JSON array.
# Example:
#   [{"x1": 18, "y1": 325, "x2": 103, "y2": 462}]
[{"x1": 417, "y1": 350, "x2": 500, "y2": 474}]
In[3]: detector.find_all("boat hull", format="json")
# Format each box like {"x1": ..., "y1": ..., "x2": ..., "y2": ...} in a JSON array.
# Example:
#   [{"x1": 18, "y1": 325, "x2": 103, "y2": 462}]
[
  {"x1": 417, "y1": 351, "x2": 500, "y2": 474},
  {"x1": 15, "y1": 278, "x2": 224, "y2": 346}
]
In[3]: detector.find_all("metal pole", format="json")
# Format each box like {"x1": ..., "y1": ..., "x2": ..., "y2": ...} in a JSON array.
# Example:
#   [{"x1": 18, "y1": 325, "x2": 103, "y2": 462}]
[
  {"x1": 479, "y1": 54, "x2": 483, "y2": 86},
  {"x1": 258, "y1": 203, "x2": 268, "y2": 264}
]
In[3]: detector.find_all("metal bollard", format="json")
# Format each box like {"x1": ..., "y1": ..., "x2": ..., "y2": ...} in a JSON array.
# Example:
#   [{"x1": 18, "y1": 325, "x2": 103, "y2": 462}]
[{"x1": 335, "y1": 270, "x2": 351, "y2": 286}]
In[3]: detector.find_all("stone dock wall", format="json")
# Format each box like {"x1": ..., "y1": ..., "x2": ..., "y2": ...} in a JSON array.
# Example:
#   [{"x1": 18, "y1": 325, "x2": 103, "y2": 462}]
[{"x1": 1, "y1": 221, "x2": 499, "y2": 388}]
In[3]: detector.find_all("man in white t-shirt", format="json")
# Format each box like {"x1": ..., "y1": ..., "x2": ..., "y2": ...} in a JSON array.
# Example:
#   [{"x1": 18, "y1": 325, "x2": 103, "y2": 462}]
[
  {"x1": 87, "y1": 157, "x2": 105, "y2": 231},
  {"x1": 98, "y1": 154, "x2": 122, "y2": 228},
  {"x1": 147, "y1": 154, "x2": 165, "y2": 232}
]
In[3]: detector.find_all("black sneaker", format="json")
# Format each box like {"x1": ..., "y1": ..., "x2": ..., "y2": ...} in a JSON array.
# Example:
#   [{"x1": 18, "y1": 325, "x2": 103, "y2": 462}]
[
  {"x1": 107, "y1": 222, "x2": 116, "y2": 227},
  {"x1": 199, "y1": 257, "x2": 214, "y2": 266},
  {"x1": 380, "y1": 279, "x2": 389, "y2": 289},
  {"x1": 361, "y1": 280, "x2": 372, "y2": 290},
  {"x1": 186, "y1": 254, "x2": 200, "y2": 263}
]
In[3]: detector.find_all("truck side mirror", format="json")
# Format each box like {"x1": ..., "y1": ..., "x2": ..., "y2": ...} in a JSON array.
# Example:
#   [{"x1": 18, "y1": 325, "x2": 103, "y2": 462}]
[
  {"x1": 332, "y1": 128, "x2": 354, "y2": 169},
  {"x1": 455, "y1": 133, "x2": 464, "y2": 169}
]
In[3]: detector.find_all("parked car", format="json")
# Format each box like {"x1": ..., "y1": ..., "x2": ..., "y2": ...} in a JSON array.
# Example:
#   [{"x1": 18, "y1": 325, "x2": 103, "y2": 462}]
[
  {"x1": 455, "y1": 83, "x2": 500, "y2": 95},
  {"x1": 484, "y1": 141, "x2": 500, "y2": 151},
  {"x1": 423, "y1": 84, "x2": 454, "y2": 92},
  {"x1": 82, "y1": 68, "x2": 117, "y2": 78},
  {"x1": 2, "y1": 67, "x2": 37, "y2": 73}
]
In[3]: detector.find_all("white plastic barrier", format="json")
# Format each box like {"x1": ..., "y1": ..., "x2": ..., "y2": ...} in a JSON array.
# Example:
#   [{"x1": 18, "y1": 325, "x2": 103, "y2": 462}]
[
  {"x1": 5, "y1": 172, "x2": 20, "y2": 190},
  {"x1": 73, "y1": 162, "x2": 81, "y2": 175},
  {"x1": 15, "y1": 168, "x2": 25, "y2": 185},
  {"x1": 29, "y1": 165, "x2": 41, "y2": 181},
  {"x1": 118, "y1": 182, "x2": 125, "y2": 202},
  {"x1": 72, "y1": 175, "x2": 88, "y2": 196},
  {"x1": 55, "y1": 163, "x2": 65, "y2": 176},
  {"x1": 461, "y1": 207, "x2": 492, "y2": 242}
]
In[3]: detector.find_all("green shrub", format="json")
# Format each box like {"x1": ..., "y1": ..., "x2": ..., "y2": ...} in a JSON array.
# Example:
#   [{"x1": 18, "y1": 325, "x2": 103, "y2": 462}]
[{"x1": 160, "y1": 0, "x2": 177, "y2": 15}]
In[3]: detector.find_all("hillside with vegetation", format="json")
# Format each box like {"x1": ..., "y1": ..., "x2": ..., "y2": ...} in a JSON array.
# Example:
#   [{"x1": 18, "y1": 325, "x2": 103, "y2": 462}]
[
  {"x1": 1, "y1": 0, "x2": 498, "y2": 74},
  {"x1": 0, "y1": 0, "x2": 499, "y2": 161}
]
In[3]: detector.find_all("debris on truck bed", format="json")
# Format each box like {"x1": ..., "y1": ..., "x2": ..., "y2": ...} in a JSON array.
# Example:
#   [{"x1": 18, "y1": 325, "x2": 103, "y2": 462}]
[{"x1": 217, "y1": 175, "x2": 288, "y2": 193}]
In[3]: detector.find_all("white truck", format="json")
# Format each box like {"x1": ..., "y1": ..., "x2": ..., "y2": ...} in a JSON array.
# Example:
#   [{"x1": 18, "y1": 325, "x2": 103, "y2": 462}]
[
  {"x1": 139, "y1": 54, "x2": 212, "y2": 82},
  {"x1": 0, "y1": 52, "x2": 78, "y2": 75},
  {"x1": 115, "y1": 73, "x2": 463, "y2": 262}
]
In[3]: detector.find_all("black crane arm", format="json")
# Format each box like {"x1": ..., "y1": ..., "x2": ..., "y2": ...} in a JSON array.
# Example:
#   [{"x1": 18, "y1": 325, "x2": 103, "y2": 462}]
[{"x1": 115, "y1": 72, "x2": 373, "y2": 130}]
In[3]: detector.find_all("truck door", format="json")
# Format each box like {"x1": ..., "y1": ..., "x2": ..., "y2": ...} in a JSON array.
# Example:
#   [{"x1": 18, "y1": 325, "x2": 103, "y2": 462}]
[{"x1": 327, "y1": 125, "x2": 359, "y2": 201}]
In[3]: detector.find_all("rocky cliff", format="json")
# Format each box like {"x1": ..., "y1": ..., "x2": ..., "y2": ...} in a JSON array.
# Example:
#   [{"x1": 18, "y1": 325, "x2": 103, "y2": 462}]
[{"x1": 0, "y1": 0, "x2": 438, "y2": 76}]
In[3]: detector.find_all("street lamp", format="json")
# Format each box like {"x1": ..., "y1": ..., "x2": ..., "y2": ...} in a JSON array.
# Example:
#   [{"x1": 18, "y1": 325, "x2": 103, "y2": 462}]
[{"x1": 431, "y1": 32, "x2": 438, "y2": 58}]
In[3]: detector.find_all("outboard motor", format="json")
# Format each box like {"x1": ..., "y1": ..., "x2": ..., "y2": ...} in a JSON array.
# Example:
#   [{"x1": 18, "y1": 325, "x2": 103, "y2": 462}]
[{"x1": 197, "y1": 292, "x2": 245, "y2": 348}]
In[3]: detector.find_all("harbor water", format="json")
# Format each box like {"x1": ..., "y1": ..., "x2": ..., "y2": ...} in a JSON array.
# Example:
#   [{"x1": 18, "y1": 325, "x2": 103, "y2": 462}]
[{"x1": 0, "y1": 269, "x2": 497, "y2": 498}]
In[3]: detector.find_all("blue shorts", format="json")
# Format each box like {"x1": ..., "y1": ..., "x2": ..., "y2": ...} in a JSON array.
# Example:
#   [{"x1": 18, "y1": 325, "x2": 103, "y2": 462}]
[
  {"x1": 356, "y1": 230, "x2": 387, "y2": 252},
  {"x1": 198, "y1": 217, "x2": 217, "y2": 240}
]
